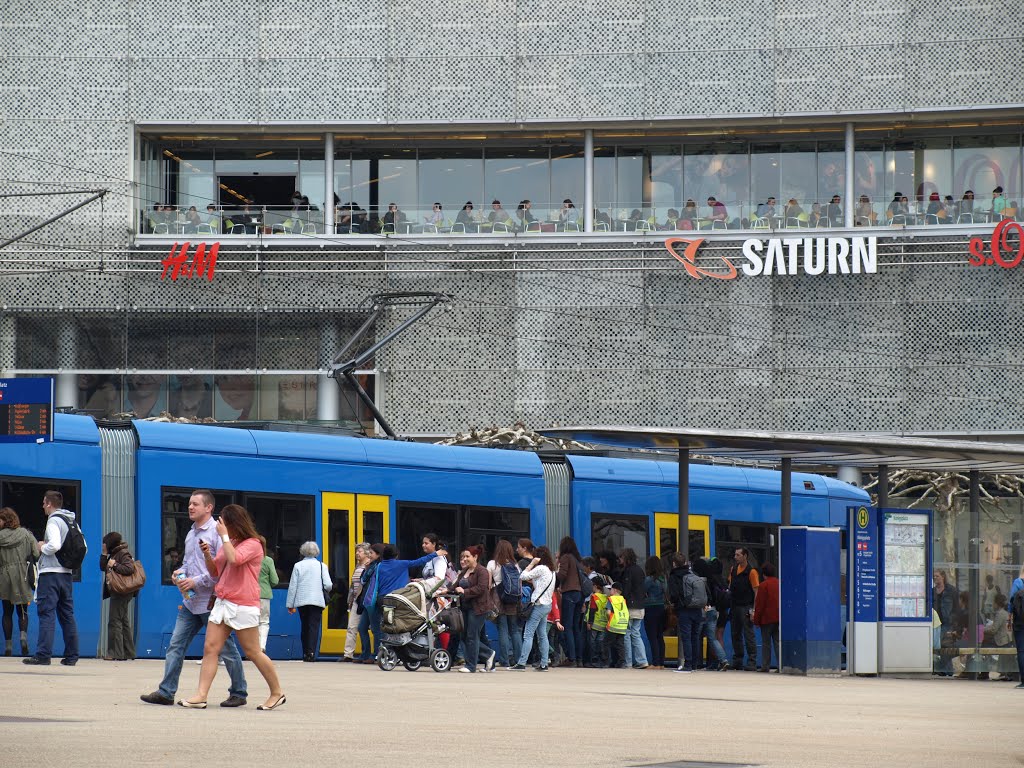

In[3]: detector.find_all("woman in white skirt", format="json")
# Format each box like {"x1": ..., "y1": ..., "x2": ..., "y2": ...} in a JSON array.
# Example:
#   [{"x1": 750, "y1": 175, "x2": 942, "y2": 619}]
[{"x1": 179, "y1": 504, "x2": 285, "y2": 710}]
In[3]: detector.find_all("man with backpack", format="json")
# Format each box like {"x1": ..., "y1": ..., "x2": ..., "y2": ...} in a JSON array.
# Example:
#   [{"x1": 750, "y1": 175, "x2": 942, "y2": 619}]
[
  {"x1": 1011, "y1": 565, "x2": 1024, "y2": 688},
  {"x1": 667, "y1": 554, "x2": 706, "y2": 672},
  {"x1": 24, "y1": 490, "x2": 85, "y2": 666}
]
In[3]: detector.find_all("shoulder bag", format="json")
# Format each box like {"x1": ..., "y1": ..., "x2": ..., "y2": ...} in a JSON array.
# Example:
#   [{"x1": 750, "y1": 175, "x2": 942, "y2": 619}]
[{"x1": 107, "y1": 558, "x2": 146, "y2": 595}]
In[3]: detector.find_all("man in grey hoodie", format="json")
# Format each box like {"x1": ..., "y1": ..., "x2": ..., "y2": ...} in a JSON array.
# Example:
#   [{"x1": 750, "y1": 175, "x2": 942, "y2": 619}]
[{"x1": 24, "y1": 490, "x2": 82, "y2": 666}]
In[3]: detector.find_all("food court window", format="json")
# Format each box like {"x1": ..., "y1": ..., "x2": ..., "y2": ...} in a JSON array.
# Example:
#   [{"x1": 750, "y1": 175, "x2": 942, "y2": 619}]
[{"x1": 592, "y1": 513, "x2": 649, "y2": 560}]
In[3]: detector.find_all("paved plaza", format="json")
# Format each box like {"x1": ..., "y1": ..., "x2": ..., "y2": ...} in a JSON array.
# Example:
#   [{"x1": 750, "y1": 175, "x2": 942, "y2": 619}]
[{"x1": 0, "y1": 658, "x2": 1018, "y2": 767}]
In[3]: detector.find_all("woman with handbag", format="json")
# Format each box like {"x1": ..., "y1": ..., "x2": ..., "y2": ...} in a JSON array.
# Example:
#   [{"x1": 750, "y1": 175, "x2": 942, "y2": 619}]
[
  {"x1": 100, "y1": 531, "x2": 139, "y2": 660},
  {"x1": 286, "y1": 541, "x2": 332, "y2": 662},
  {"x1": 451, "y1": 545, "x2": 496, "y2": 673},
  {"x1": 0, "y1": 507, "x2": 39, "y2": 656}
]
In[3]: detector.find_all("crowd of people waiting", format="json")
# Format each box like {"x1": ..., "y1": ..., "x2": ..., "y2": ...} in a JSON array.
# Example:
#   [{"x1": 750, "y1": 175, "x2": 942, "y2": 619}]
[{"x1": 310, "y1": 534, "x2": 787, "y2": 673}]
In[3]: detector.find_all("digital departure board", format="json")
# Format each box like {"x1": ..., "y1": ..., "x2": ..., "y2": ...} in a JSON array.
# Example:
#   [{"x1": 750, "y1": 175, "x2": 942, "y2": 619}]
[{"x1": 0, "y1": 378, "x2": 54, "y2": 442}]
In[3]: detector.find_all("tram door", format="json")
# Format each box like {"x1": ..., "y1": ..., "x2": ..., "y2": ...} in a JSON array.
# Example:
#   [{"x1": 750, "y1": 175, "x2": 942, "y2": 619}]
[
  {"x1": 320, "y1": 492, "x2": 390, "y2": 655},
  {"x1": 655, "y1": 512, "x2": 710, "y2": 663}
]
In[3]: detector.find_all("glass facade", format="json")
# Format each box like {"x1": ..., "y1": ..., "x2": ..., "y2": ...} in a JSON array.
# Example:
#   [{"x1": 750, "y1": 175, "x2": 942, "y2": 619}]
[{"x1": 139, "y1": 127, "x2": 1024, "y2": 235}]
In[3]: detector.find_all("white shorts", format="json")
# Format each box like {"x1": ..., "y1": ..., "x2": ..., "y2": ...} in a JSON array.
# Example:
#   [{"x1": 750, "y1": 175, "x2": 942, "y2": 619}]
[{"x1": 209, "y1": 597, "x2": 260, "y2": 631}]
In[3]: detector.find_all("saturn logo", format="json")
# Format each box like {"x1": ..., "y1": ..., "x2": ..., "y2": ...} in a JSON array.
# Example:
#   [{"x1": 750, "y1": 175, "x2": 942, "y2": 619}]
[{"x1": 665, "y1": 237, "x2": 738, "y2": 280}]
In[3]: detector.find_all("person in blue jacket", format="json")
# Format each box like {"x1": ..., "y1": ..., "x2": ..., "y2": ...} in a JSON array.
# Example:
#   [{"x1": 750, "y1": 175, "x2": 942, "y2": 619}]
[{"x1": 362, "y1": 545, "x2": 434, "y2": 658}]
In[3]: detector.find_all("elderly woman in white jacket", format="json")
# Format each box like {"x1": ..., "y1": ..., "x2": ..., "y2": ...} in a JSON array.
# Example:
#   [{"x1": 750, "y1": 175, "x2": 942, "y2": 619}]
[{"x1": 286, "y1": 541, "x2": 332, "y2": 662}]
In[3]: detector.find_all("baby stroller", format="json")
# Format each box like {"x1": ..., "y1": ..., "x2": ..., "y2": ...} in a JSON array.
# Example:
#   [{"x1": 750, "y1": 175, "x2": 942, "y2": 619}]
[{"x1": 377, "y1": 581, "x2": 459, "y2": 673}]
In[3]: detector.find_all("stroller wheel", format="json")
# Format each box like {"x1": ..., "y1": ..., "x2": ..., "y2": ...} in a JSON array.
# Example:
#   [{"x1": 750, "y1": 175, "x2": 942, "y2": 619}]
[
  {"x1": 403, "y1": 660, "x2": 422, "y2": 672},
  {"x1": 377, "y1": 646, "x2": 398, "y2": 671},
  {"x1": 429, "y1": 649, "x2": 452, "y2": 673}
]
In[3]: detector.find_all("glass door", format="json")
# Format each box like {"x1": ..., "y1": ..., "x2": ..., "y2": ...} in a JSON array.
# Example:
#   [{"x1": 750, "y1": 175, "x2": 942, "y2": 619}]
[{"x1": 655, "y1": 512, "x2": 710, "y2": 663}]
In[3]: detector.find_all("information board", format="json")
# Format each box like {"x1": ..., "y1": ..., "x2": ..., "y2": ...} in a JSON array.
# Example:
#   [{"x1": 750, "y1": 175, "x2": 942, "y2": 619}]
[
  {"x1": 880, "y1": 511, "x2": 930, "y2": 619},
  {"x1": 0, "y1": 378, "x2": 54, "y2": 442},
  {"x1": 850, "y1": 505, "x2": 878, "y2": 622}
]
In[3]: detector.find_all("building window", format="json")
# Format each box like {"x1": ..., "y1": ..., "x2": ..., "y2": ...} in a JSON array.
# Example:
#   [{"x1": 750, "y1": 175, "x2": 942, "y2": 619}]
[
  {"x1": 592, "y1": 513, "x2": 649, "y2": 560},
  {"x1": 1, "y1": 478, "x2": 81, "y2": 580},
  {"x1": 160, "y1": 487, "x2": 313, "y2": 587}
]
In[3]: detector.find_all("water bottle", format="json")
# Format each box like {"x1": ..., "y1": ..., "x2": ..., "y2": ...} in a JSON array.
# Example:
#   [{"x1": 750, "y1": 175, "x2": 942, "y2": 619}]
[{"x1": 176, "y1": 573, "x2": 196, "y2": 600}]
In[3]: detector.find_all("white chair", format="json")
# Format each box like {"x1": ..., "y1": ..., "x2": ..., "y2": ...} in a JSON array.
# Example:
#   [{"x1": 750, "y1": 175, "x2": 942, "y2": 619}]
[
  {"x1": 711, "y1": 219, "x2": 728, "y2": 230},
  {"x1": 634, "y1": 220, "x2": 652, "y2": 232},
  {"x1": 956, "y1": 213, "x2": 974, "y2": 224},
  {"x1": 195, "y1": 223, "x2": 214, "y2": 235},
  {"x1": 526, "y1": 221, "x2": 542, "y2": 233},
  {"x1": 381, "y1": 222, "x2": 396, "y2": 234},
  {"x1": 492, "y1": 221, "x2": 510, "y2": 233},
  {"x1": 751, "y1": 216, "x2": 770, "y2": 230},
  {"x1": 449, "y1": 222, "x2": 465, "y2": 233},
  {"x1": 301, "y1": 223, "x2": 317, "y2": 235},
  {"x1": 594, "y1": 221, "x2": 609, "y2": 232},
  {"x1": 563, "y1": 221, "x2": 581, "y2": 232},
  {"x1": 924, "y1": 213, "x2": 939, "y2": 226}
]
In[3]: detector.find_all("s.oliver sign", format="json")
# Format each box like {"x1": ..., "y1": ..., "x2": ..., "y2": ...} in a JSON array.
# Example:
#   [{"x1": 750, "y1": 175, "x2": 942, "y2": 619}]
[{"x1": 968, "y1": 220, "x2": 1024, "y2": 268}]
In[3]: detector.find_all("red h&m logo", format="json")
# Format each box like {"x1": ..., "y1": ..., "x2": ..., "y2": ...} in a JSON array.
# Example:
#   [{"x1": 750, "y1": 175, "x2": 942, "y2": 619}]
[
  {"x1": 968, "y1": 220, "x2": 1024, "y2": 269},
  {"x1": 161, "y1": 242, "x2": 220, "y2": 281}
]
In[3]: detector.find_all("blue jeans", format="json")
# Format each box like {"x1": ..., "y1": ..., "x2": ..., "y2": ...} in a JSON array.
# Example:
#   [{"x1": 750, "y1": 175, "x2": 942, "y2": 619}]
[
  {"x1": 158, "y1": 607, "x2": 247, "y2": 700},
  {"x1": 703, "y1": 607, "x2": 727, "y2": 664},
  {"x1": 35, "y1": 573, "x2": 78, "y2": 661},
  {"x1": 518, "y1": 602, "x2": 552, "y2": 666},
  {"x1": 356, "y1": 609, "x2": 372, "y2": 660},
  {"x1": 624, "y1": 615, "x2": 648, "y2": 667},
  {"x1": 496, "y1": 613, "x2": 522, "y2": 666},
  {"x1": 677, "y1": 607, "x2": 703, "y2": 670},
  {"x1": 559, "y1": 590, "x2": 583, "y2": 660},
  {"x1": 463, "y1": 609, "x2": 494, "y2": 672},
  {"x1": 1015, "y1": 627, "x2": 1024, "y2": 682}
]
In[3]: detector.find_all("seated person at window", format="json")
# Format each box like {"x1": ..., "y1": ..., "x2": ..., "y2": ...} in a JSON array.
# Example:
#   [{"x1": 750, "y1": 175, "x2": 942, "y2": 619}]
[
  {"x1": 755, "y1": 196, "x2": 777, "y2": 219},
  {"x1": 237, "y1": 203, "x2": 260, "y2": 233},
  {"x1": 784, "y1": 198, "x2": 804, "y2": 221},
  {"x1": 516, "y1": 200, "x2": 536, "y2": 230},
  {"x1": 959, "y1": 190, "x2": 975, "y2": 219},
  {"x1": 594, "y1": 208, "x2": 612, "y2": 229},
  {"x1": 626, "y1": 209, "x2": 643, "y2": 230},
  {"x1": 679, "y1": 199, "x2": 698, "y2": 229},
  {"x1": 205, "y1": 204, "x2": 221, "y2": 232},
  {"x1": 659, "y1": 208, "x2": 679, "y2": 230},
  {"x1": 942, "y1": 196, "x2": 956, "y2": 223},
  {"x1": 855, "y1": 195, "x2": 875, "y2": 225},
  {"x1": 382, "y1": 203, "x2": 406, "y2": 230},
  {"x1": 336, "y1": 202, "x2": 356, "y2": 232},
  {"x1": 184, "y1": 206, "x2": 202, "y2": 234},
  {"x1": 808, "y1": 202, "x2": 824, "y2": 227},
  {"x1": 886, "y1": 193, "x2": 908, "y2": 222},
  {"x1": 488, "y1": 200, "x2": 513, "y2": 228},
  {"x1": 352, "y1": 205, "x2": 369, "y2": 233},
  {"x1": 926, "y1": 192, "x2": 944, "y2": 220},
  {"x1": 706, "y1": 196, "x2": 728, "y2": 223},
  {"x1": 423, "y1": 202, "x2": 444, "y2": 229},
  {"x1": 456, "y1": 201, "x2": 476, "y2": 231},
  {"x1": 992, "y1": 186, "x2": 1006, "y2": 218},
  {"x1": 559, "y1": 198, "x2": 580, "y2": 228},
  {"x1": 826, "y1": 194, "x2": 842, "y2": 225}
]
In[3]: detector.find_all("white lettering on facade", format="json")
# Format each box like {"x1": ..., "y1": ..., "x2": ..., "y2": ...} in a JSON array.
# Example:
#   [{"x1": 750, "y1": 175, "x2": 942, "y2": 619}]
[{"x1": 739, "y1": 236, "x2": 877, "y2": 277}]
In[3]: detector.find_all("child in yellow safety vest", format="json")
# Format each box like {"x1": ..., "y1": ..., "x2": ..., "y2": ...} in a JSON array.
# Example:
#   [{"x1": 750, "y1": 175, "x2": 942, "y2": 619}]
[
  {"x1": 586, "y1": 577, "x2": 610, "y2": 668},
  {"x1": 605, "y1": 582, "x2": 630, "y2": 669}
]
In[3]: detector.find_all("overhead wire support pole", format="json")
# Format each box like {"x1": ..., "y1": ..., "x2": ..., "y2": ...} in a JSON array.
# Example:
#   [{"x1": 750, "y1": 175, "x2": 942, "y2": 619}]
[
  {"x1": 329, "y1": 291, "x2": 454, "y2": 439},
  {"x1": 0, "y1": 190, "x2": 109, "y2": 251}
]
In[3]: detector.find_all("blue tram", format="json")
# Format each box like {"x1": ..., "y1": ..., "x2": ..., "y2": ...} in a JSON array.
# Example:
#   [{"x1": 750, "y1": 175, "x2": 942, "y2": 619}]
[{"x1": 0, "y1": 414, "x2": 867, "y2": 659}]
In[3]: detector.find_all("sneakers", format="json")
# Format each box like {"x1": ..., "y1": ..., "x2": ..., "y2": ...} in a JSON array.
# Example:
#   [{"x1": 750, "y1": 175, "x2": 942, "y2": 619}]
[
  {"x1": 1016, "y1": 683, "x2": 1024, "y2": 689},
  {"x1": 219, "y1": 695, "x2": 247, "y2": 708},
  {"x1": 675, "y1": 667, "x2": 693, "y2": 673},
  {"x1": 457, "y1": 667, "x2": 474, "y2": 673},
  {"x1": 22, "y1": 657, "x2": 50, "y2": 666},
  {"x1": 507, "y1": 663, "x2": 526, "y2": 671},
  {"x1": 60, "y1": 658, "x2": 77, "y2": 666},
  {"x1": 717, "y1": 661, "x2": 730, "y2": 671},
  {"x1": 536, "y1": 665, "x2": 548, "y2": 671},
  {"x1": 485, "y1": 650, "x2": 496, "y2": 672},
  {"x1": 140, "y1": 691, "x2": 174, "y2": 706},
  {"x1": 633, "y1": 663, "x2": 650, "y2": 669}
]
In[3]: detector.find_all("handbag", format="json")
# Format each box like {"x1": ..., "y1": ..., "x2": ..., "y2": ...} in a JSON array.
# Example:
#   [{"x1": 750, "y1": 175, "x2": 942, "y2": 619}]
[
  {"x1": 107, "y1": 559, "x2": 146, "y2": 595},
  {"x1": 26, "y1": 558, "x2": 37, "y2": 591}
]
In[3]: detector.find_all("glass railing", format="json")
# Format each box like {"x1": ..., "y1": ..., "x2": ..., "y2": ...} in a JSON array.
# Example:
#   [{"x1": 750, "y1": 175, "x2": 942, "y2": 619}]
[{"x1": 138, "y1": 195, "x2": 1019, "y2": 236}]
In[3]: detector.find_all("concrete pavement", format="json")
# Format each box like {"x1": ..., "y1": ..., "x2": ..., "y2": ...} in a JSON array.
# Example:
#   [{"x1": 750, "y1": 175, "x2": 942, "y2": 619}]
[{"x1": 0, "y1": 658, "x2": 1019, "y2": 768}]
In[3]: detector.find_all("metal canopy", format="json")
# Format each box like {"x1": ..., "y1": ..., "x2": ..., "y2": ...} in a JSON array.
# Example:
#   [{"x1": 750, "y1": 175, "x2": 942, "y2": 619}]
[{"x1": 538, "y1": 426, "x2": 1024, "y2": 474}]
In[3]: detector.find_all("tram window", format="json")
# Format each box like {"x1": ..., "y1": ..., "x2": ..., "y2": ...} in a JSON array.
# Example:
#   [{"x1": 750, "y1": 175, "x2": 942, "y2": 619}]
[
  {"x1": 1, "y1": 479, "x2": 81, "y2": 580},
  {"x1": 717, "y1": 523, "x2": 770, "y2": 546},
  {"x1": 243, "y1": 494, "x2": 314, "y2": 589},
  {"x1": 325, "y1": 506, "x2": 350, "y2": 630},
  {"x1": 160, "y1": 488, "x2": 234, "y2": 584},
  {"x1": 659, "y1": 527, "x2": 676, "y2": 558},
  {"x1": 467, "y1": 507, "x2": 529, "y2": 533},
  {"x1": 689, "y1": 530, "x2": 707, "y2": 561},
  {"x1": 592, "y1": 513, "x2": 649, "y2": 560},
  {"x1": 396, "y1": 502, "x2": 460, "y2": 561}
]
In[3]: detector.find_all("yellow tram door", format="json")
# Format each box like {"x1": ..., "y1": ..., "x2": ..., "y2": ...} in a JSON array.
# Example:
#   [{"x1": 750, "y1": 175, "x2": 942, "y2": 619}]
[
  {"x1": 654, "y1": 512, "x2": 710, "y2": 663},
  {"x1": 320, "y1": 492, "x2": 390, "y2": 656}
]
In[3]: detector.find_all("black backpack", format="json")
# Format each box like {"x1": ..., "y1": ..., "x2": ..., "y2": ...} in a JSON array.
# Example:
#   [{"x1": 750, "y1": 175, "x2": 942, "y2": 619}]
[
  {"x1": 497, "y1": 562, "x2": 523, "y2": 605},
  {"x1": 1011, "y1": 589, "x2": 1024, "y2": 629},
  {"x1": 576, "y1": 562, "x2": 594, "y2": 599},
  {"x1": 54, "y1": 513, "x2": 88, "y2": 570}
]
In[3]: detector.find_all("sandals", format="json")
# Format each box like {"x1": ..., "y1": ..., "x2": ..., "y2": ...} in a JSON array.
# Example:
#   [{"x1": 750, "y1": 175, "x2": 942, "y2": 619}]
[
  {"x1": 257, "y1": 694, "x2": 286, "y2": 711},
  {"x1": 177, "y1": 699, "x2": 208, "y2": 709}
]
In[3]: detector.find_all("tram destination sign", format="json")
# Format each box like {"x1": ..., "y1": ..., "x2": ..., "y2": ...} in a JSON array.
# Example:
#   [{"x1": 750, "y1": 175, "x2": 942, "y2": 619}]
[{"x1": 0, "y1": 378, "x2": 54, "y2": 443}]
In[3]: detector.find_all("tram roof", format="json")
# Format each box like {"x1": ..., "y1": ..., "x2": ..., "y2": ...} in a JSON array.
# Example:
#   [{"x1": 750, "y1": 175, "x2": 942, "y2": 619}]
[{"x1": 538, "y1": 426, "x2": 1024, "y2": 475}]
